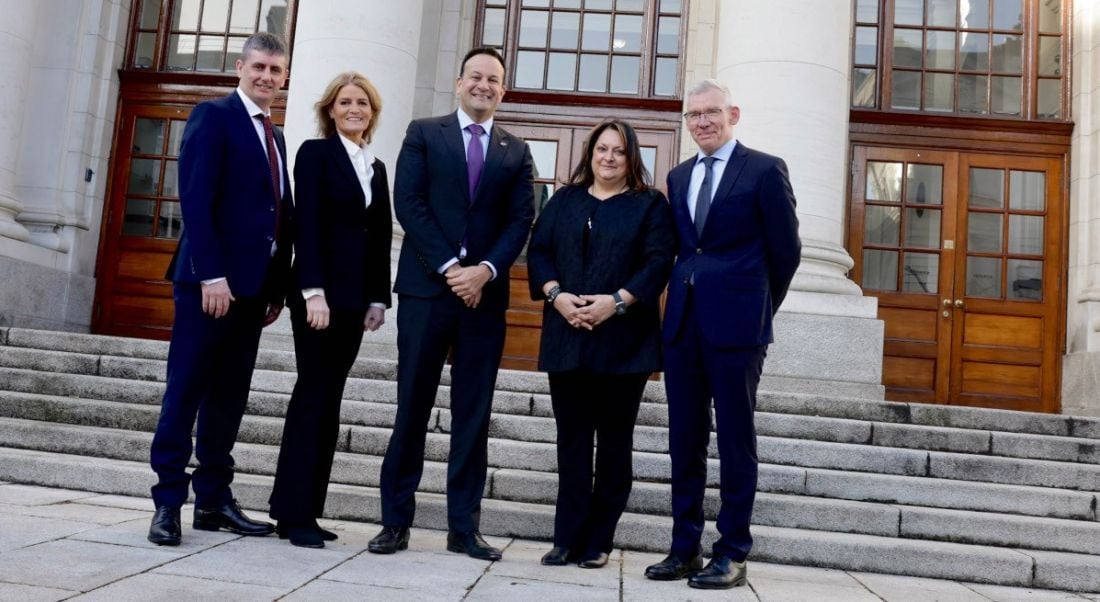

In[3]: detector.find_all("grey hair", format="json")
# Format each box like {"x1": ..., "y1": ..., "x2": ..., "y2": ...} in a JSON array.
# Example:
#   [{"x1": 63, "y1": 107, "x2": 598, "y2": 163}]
[
  {"x1": 686, "y1": 79, "x2": 733, "y2": 107},
  {"x1": 240, "y1": 32, "x2": 287, "y2": 60}
]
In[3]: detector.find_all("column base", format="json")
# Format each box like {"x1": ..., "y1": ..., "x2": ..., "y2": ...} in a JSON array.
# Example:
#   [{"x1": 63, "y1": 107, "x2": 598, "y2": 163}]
[
  {"x1": 0, "y1": 254, "x2": 94, "y2": 331},
  {"x1": 1061, "y1": 351, "x2": 1100, "y2": 416}
]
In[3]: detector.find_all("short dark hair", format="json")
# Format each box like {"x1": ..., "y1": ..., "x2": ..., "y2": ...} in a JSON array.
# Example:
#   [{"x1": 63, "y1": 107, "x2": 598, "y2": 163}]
[
  {"x1": 459, "y1": 47, "x2": 506, "y2": 78},
  {"x1": 240, "y1": 32, "x2": 287, "y2": 60},
  {"x1": 568, "y1": 120, "x2": 652, "y2": 192}
]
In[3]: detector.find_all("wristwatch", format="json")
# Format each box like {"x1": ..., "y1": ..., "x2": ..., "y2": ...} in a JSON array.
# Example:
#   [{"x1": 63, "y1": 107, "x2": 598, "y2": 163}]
[
  {"x1": 546, "y1": 285, "x2": 562, "y2": 304},
  {"x1": 612, "y1": 292, "x2": 627, "y2": 315}
]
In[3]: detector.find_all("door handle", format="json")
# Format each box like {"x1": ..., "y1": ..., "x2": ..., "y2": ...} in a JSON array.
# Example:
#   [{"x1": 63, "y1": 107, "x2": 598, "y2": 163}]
[
  {"x1": 943, "y1": 299, "x2": 952, "y2": 308},
  {"x1": 954, "y1": 299, "x2": 965, "y2": 308}
]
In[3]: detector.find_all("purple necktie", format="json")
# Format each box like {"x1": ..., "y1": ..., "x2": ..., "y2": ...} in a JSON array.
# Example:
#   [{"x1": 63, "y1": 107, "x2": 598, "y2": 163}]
[{"x1": 466, "y1": 123, "x2": 485, "y2": 204}]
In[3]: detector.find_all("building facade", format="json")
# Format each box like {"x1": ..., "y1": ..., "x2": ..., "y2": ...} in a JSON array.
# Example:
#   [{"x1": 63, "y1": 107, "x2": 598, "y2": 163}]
[{"x1": 0, "y1": 0, "x2": 1095, "y2": 415}]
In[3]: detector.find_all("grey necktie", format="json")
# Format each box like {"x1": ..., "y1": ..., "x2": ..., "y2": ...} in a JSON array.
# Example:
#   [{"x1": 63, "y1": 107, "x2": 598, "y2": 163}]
[{"x1": 694, "y1": 156, "x2": 718, "y2": 238}]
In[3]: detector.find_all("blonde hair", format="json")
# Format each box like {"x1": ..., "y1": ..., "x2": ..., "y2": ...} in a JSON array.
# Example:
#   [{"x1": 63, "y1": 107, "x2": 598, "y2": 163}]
[{"x1": 314, "y1": 71, "x2": 383, "y2": 142}]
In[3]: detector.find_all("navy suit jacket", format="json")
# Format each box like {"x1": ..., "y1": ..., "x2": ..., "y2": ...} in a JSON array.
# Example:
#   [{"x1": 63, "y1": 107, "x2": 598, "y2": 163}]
[
  {"x1": 290, "y1": 136, "x2": 393, "y2": 312},
  {"x1": 166, "y1": 92, "x2": 292, "y2": 302},
  {"x1": 392, "y1": 112, "x2": 535, "y2": 313},
  {"x1": 663, "y1": 143, "x2": 801, "y2": 347}
]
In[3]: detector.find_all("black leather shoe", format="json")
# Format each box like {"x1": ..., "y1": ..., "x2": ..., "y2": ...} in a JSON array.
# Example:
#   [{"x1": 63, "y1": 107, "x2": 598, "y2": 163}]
[
  {"x1": 148, "y1": 505, "x2": 181, "y2": 546},
  {"x1": 446, "y1": 531, "x2": 502, "y2": 561},
  {"x1": 285, "y1": 524, "x2": 324, "y2": 549},
  {"x1": 540, "y1": 546, "x2": 570, "y2": 566},
  {"x1": 578, "y1": 551, "x2": 609, "y2": 569},
  {"x1": 277, "y1": 520, "x2": 338, "y2": 542},
  {"x1": 192, "y1": 500, "x2": 274, "y2": 536},
  {"x1": 688, "y1": 555, "x2": 747, "y2": 589},
  {"x1": 644, "y1": 553, "x2": 704, "y2": 581},
  {"x1": 368, "y1": 526, "x2": 410, "y2": 554}
]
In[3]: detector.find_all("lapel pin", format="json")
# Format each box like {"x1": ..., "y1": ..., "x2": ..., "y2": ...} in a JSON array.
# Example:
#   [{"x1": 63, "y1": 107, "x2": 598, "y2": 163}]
[{"x1": 499, "y1": 140, "x2": 508, "y2": 147}]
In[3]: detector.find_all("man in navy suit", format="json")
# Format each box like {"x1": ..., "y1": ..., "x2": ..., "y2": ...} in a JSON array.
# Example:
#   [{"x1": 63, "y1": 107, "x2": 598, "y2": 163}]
[
  {"x1": 645, "y1": 79, "x2": 801, "y2": 589},
  {"x1": 147, "y1": 32, "x2": 293, "y2": 546},
  {"x1": 369, "y1": 47, "x2": 534, "y2": 561}
]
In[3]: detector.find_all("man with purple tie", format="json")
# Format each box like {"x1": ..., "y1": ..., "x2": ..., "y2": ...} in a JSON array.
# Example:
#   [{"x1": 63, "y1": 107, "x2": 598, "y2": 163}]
[{"x1": 369, "y1": 47, "x2": 535, "y2": 561}]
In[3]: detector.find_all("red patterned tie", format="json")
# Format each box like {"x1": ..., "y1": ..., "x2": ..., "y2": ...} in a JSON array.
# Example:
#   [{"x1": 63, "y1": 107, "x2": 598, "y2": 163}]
[{"x1": 258, "y1": 114, "x2": 282, "y2": 245}]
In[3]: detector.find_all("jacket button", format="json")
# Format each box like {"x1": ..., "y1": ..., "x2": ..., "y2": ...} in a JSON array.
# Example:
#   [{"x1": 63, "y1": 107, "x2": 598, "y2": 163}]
[
  {"x1": 270, "y1": 206, "x2": 275, "y2": 212},
  {"x1": 696, "y1": 248, "x2": 703, "y2": 254},
  {"x1": 267, "y1": 235, "x2": 274, "y2": 242}
]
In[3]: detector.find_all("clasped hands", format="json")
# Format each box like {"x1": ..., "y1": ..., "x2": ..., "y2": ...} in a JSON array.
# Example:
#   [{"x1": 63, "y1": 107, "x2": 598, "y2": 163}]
[
  {"x1": 446, "y1": 264, "x2": 492, "y2": 308},
  {"x1": 553, "y1": 293, "x2": 617, "y2": 330}
]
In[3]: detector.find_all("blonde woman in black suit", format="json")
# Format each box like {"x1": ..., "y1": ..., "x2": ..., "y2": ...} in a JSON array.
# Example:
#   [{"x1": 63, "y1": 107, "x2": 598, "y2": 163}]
[{"x1": 268, "y1": 71, "x2": 392, "y2": 548}]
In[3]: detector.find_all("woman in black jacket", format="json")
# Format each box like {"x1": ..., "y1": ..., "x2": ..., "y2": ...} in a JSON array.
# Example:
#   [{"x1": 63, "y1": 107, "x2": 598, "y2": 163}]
[
  {"x1": 268, "y1": 72, "x2": 392, "y2": 547},
  {"x1": 528, "y1": 120, "x2": 676, "y2": 568}
]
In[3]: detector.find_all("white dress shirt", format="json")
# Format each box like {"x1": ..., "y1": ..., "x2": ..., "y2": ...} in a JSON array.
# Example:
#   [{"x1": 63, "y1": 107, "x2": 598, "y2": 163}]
[
  {"x1": 438, "y1": 108, "x2": 498, "y2": 280},
  {"x1": 687, "y1": 138, "x2": 738, "y2": 220}
]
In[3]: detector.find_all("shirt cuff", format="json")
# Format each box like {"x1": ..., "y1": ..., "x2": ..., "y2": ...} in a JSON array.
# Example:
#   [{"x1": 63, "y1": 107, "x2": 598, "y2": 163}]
[
  {"x1": 438, "y1": 257, "x2": 460, "y2": 273},
  {"x1": 201, "y1": 277, "x2": 226, "y2": 286},
  {"x1": 369, "y1": 302, "x2": 387, "y2": 309},
  {"x1": 479, "y1": 261, "x2": 497, "y2": 281},
  {"x1": 302, "y1": 288, "x2": 325, "y2": 299}
]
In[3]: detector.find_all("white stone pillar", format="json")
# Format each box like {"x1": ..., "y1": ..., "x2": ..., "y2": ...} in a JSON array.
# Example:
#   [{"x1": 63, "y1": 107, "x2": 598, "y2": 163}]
[
  {"x1": 713, "y1": 0, "x2": 884, "y2": 398},
  {"x1": 0, "y1": 1, "x2": 38, "y2": 243}
]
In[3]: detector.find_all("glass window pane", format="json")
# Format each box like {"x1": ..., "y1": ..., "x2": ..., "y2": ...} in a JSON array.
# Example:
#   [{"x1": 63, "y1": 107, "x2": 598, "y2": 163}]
[
  {"x1": 201, "y1": 0, "x2": 230, "y2": 32},
  {"x1": 863, "y1": 250, "x2": 899, "y2": 291},
  {"x1": 163, "y1": 161, "x2": 178, "y2": 197},
  {"x1": 640, "y1": 146, "x2": 657, "y2": 180},
  {"x1": 1039, "y1": 0, "x2": 1062, "y2": 33},
  {"x1": 166, "y1": 34, "x2": 196, "y2": 70},
  {"x1": 991, "y1": 76, "x2": 1021, "y2": 116},
  {"x1": 967, "y1": 256, "x2": 1002, "y2": 298},
  {"x1": 550, "y1": 12, "x2": 580, "y2": 50},
  {"x1": 906, "y1": 208, "x2": 941, "y2": 248},
  {"x1": 960, "y1": 32, "x2": 989, "y2": 70},
  {"x1": 1008, "y1": 259, "x2": 1043, "y2": 300},
  {"x1": 958, "y1": 74, "x2": 988, "y2": 114},
  {"x1": 856, "y1": 0, "x2": 879, "y2": 23},
  {"x1": 924, "y1": 72, "x2": 954, "y2": 112},
  {"x1": 1039, "y1": 36, "x2": 1062, "y2": 76},
  {"x1": 893, "y1": 28, "x2": 923, "y2": 68},
  {"x1": 168, "y1": 121, "x2": 185, "y2": 157},
  {"x1": 1010, "y1": 171, "x2": 1045, "y2": 211},
  {"x1": 852, "y1": 68, "x2": 877, "y2": 108},
  {"x1": 172, "y1": 0, "x2": 201, "y2": 30},
  {"x1": 527, "y1": 140, "x2": 557, "y2": 179},
  {"x1": 907, "y1": 164, "x2": 943, "y2": 205},
  {"x1": 157, "y1": 201, "x2": 183, "y2": 239},
  {"x1": 229, "y1": 0, "x2": 259, "y2": 33},
  {"x1": 970, "y1": 168, "x2": 1004, "y2": 208},
  {"x1": 520, "y1": 10, "x2": 549, "y2": 46},
  {"x1": 585, "y1": 0, "x2": 612, "y2": 9},
  {"x1": 864, "y1": 205, "x2": 901, "y2": 245},
  {"x1": 926, "y1": 0, "x2": 956, "y2": 27},
  {"x1": 961, "y1": 0, "x2": 990, "y2": 29},
  {"x1": 891, "y1": 70, "x2": 920, "y2": 110},
  {"x1": 133, "y1": 118, "x2": 165, "y2": 155},
  {"x1": 895, "y1": 0, "x2": 924, "y2": 25},
  {"x1": 1009, "y1": 215, "x2": 1044, "y2": 255},
  {"x1": 968, "y1": 212, "x2": 1003, "y2": 252},
  {"x1": 259, "y1": 0, "x2": 288, "y2": 35},
  {"x1": 613, "y1": 15, "x2": 642, "y2": 52},
  {"x1": 992, "y1": 0, "x2": 1023, "y2": 30},
  {"x1": 133, "y1": 33, "x2": 156, "y2": 69},
  {"x1": 225, "y1": 36, "x2": 245, "y2": 70},
  {"x1": 1037, "y1": 79, "x2": 1061, "y2": 119},
  {"x1": 616, "y1": 0, "x2": 644, "y2": 10},
  {"x1": 654, "y1": 57, "x2": 678, "y2": 96},
  {"x1": 546, "y1": 53, "x2": 577, "y2": 90},
  {"x1": 514, "y1": 51, "x2": 545, "y2": 88},
  {"x1": 128, "y1": 159, "x2": 161, "y2": 195},
  {"x1": 610, "y1": 55, "x2": 639, "y2": 94},
  {"x1": 660, "y1": 0, "x2": 682, "y2": 13},
  {"x1": 578, "y1": 54, "x2": 608, "y2": 92},
  {"x1": 925, "y1": 31, "x2": 955, "y2": 69},
  {"x1": 582, "y1": 13, "x2": 612, "y2": 51},
  {"x1": 992, "y1": 34, "x2": 1022, "y2": 73},
  {"x1": 139, "y1": 0, "x2": 161, "y2": 29},
  {"x1": 855, "y1": 26, "x2": 878, "y2": 65},
  {"x1": 522, "y1": 0, "x2": 549, "y2": 5},
  {"x1": 123, "y1": 199, "x2": 156, "y2": 236},
  {"x1": 866, "y1": 162, "x2": 903, "y2": 201},
  {"x1": 903, "y1": 252, "x2": 940, "y2": 293},
  {"x1": 557, "y1": 0, "x2": 580, "y2": 6},
  {"x1": 483, "y1": 8, "x2": 507, "y2": 47},
  {"x1": 487, "y1": 0, "x2": 506, "y2": 4},
  {"x1": 196, "y1": 35, "x2": 225, "y2": 72},
  {"x1": 535, "y1": 183, "x2": 553, "y2": 213},
  {"x1": 657, "y1": 16, "x2": 680, "y2": 54}
]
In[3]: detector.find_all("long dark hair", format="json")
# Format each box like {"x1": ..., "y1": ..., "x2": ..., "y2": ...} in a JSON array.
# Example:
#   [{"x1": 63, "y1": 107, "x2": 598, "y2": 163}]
[{"x1": 567, "y1": 120, "x2": 651, "y2": 192}]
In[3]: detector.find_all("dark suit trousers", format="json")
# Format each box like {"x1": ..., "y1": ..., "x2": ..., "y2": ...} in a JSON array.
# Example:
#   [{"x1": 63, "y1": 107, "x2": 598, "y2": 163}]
[
  {"x1": 380, "y1": 294, "x2": 506, "y2": 532},
  {"x1": 549, "y1": 370, "x2": 646, "y2": 555},
  {"x1": 268, "y1": 302, "x2": 366, "y2": 523},
  {"x1": 663, "y1": 289, "x2": 766, "y2": 562},
  {"x1": 150, "y1": 283, "x2": 266, "y2": 509}
]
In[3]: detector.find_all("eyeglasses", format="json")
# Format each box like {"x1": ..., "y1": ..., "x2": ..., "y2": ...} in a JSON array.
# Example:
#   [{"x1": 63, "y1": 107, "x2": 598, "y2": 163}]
[{"x1": 683, "y1": 108, "x2": 725, "y2": 123}]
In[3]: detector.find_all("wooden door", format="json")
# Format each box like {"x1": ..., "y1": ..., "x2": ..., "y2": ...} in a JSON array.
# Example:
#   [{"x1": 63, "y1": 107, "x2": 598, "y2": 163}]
[{"x1": 850, "y1": 146, "x2": 1064, "y2": 412}]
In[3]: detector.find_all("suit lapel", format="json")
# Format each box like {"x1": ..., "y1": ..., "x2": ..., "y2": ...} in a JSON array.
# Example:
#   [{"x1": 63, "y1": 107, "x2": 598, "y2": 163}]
[
  {"x1": 329, "y1": 135, "x2": 366, "y2": 207},
  {"x1": 699, "y1": 144, "x2": 749, "y2": 240},
  {"x1": 475, "y1": 127, "x2": 509, "y2": 206},
  {"x1": 670, "y1": 163, "x2": 698, "y2": 244},
  {"x1": 439, "y1": 114, "x2": 470, "y2": 203}
]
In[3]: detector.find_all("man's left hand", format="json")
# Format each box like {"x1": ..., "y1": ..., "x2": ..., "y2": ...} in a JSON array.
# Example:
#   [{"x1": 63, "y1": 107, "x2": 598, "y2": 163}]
[
  {"x1": 446, "y1": 264, "x2": 492, "y2": 304},
  {"x1": 576, "y1": 294, "x2": 616, "y2": 328},
  {"x1": 262, "y1": 303, "x2": 283, "y2": 327}
]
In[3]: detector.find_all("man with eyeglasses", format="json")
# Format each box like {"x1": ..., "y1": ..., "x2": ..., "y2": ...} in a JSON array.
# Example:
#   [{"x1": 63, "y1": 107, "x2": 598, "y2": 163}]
[{"x1": 645, "y1": 79, "x2": 801, "y2": 589}]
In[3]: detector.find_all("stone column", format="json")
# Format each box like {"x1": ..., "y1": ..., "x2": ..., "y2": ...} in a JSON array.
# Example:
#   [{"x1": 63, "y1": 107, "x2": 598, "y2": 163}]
[
  {"x1": 713, "y1": 0, "x2": 884, "y2": 398},
  {"x1": 0, "y1": 1, "x2": 38, "y2": 243}
]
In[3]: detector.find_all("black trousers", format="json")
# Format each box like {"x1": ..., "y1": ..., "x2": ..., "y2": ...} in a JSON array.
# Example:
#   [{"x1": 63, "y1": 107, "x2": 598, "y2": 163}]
[
  {"x1": 548, "y1": 370, "x2": 647, "y2": 555},
  {"x1": 268, "y1": 300, "x2": 366, "y2": 522},
  {"x1": 380, "y1": 294, "x2": 506, "y2": 533}
]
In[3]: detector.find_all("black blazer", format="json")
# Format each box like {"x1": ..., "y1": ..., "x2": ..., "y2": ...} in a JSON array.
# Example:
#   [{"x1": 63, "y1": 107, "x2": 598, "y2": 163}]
[
  {"x1": 290, "y1": 136, "x2": 393, "y2": 312},
  {"x1": 392, "y1": 112, "x2": 535, "y2": 313},
  {"x1": 528, "y1": 186, "x2": 676, "y2": 373}
]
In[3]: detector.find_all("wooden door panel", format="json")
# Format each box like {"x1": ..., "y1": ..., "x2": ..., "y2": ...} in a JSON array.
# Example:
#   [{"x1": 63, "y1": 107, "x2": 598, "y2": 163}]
[
  {"x1": 882, "y1": 356, "x2": 936, "y2": 390},
  {"x1": 880, "y1": 307, "x2": 938, "y2": 341},
  {"x1": 961, "y1": 314, "x2": 1042, "y2": 348},
  {"x1": 960, "y1": 362, "x2": 1041, "y2": 398}
]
